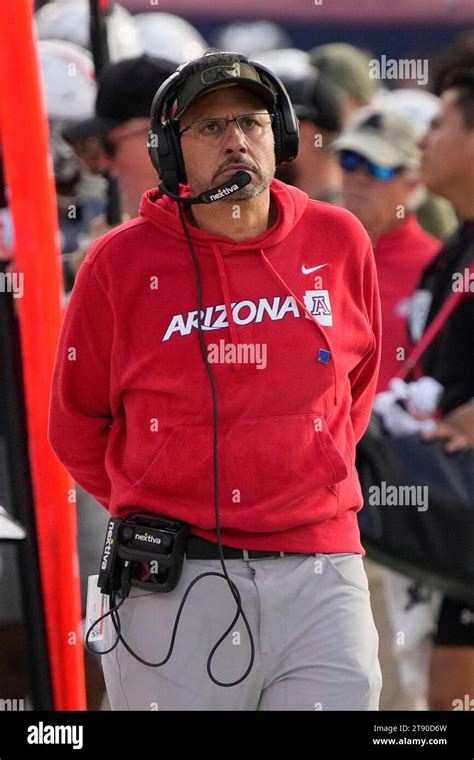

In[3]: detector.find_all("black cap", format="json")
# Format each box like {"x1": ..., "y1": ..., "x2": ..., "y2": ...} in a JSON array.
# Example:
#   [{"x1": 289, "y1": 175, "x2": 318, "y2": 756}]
[{"x1": 64, "y1": 54, "x2": 177, "y2": 142}]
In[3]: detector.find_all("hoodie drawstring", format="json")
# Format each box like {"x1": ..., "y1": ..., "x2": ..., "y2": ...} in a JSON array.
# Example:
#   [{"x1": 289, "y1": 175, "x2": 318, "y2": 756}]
[
  {"x1": 259, "y1": 248, "x2": 339, "y2": 406},
  {"x1": 211, "y1": 242, "x2": 242, "y2": 370}
]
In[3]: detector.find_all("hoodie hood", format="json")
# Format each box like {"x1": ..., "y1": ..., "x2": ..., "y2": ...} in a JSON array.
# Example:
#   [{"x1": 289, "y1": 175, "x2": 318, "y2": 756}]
[{"x1": 139, "y1": 178, "x2": 308, "y2": 253}]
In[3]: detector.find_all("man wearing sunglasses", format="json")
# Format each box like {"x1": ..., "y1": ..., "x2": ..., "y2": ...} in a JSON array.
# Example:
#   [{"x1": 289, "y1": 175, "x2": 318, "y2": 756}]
[{"x1": 332, "y1": 106, "x2": 440, "y2": 392}]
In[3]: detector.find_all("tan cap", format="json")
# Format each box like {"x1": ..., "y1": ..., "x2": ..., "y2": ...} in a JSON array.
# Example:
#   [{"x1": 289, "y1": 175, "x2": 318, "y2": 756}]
[{"x1": 309, "y1": 43, "x2": 379, "y2": 104}]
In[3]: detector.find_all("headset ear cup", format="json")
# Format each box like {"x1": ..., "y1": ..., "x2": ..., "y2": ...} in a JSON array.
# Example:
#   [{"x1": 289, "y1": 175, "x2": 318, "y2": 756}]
[
  {"x1": 149, "y1": 75, "x2": 189, "y2": 192},
  {"x1": 272, "y1": 110, "x2": 283, "y2": 165},
  {"x1": 148, "y1": 119, "x2": 161, "y2": 175},
  {"x1": 252, "y1": 61, "x2": 300, "y2": 164},
  {"x1": 169, "y1": 123, "x2": 187, "y2": 185}
]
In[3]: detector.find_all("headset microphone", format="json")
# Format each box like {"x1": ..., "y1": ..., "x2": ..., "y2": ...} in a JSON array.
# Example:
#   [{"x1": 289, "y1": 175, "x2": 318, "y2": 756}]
[{"x1": 158, "y1": 170, "x2": 252, "y2": 205}]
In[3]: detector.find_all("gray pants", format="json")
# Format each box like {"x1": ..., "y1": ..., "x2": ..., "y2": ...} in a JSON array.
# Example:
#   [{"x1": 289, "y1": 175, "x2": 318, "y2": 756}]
[{"x1": 102, "y1": 552, "x2": 382, "y2": 710}]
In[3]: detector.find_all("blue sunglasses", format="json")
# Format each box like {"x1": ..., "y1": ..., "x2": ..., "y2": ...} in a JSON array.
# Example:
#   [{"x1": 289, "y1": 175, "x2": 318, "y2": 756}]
[{"x1": 339, "y1": 149, "x2": 403, "y2": 181}]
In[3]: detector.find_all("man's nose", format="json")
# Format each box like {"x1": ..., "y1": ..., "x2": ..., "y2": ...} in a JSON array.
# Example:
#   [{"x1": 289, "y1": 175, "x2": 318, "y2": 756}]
[
  {"x1": 418, "y1": 132, "x2": 428, "y2": 152},
  {"x1": 344, "y1": 164, "x2": 369, "y2": 182},
  {"x1": 99, "y1": 152, "x2": 114, "y2": 174},
  {"x1": 222, "y1": 121, "x2": 248, "y2": 153}
]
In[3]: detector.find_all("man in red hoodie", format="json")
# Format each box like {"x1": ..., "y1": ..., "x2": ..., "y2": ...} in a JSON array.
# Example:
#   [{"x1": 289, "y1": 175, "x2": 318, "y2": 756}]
[
  {"x1": 331, "y1": 105, "x2": 441, "y2": 393},
  {"x1": 48, "y1": 51, "x2": 382, "y2": 710}
]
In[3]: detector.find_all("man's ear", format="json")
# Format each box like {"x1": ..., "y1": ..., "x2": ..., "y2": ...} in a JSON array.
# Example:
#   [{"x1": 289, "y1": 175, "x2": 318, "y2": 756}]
[
  {"x1": 465, "y1": 128, "x2": 474, "y2": 161},
  {"x1": 299, "y1": 119, "x2": 318, "y2": 145},
  {"x1": 403, "y1": 170, "x2": 422, "y2": 194},
  {"x1": 410, "y1": 176, "x2": 422, "y2": 191},
  {"x1": 404, "y1": 171, "x2": 426, "y2": 211}
]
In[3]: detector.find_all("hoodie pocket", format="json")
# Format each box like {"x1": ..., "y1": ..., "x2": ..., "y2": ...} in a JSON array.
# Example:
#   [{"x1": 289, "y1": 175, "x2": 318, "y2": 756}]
[{"x1": 125, "y1": 414, "x2": 348, "y2": 530}]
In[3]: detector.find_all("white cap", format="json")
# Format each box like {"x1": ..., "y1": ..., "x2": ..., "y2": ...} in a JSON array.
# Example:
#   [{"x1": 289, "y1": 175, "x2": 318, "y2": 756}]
[
  {"x1": 38, "y1": 39, "x2": 96, "y2": 122},
  {"x1": 214, "y1": 21, "x2": 291, "y2": 59},
  {"x1": 134, "y1": 12, "x2": 207, "y2": 65},
  {"x1": 372, "y1": 88, "x2": 440, "y2": 134},
  {"x1": 35, "y1": 0, "x2": 143, "y2": 61},
  {"x1": 253, "y1": 48, "x2": 312, "y2": 78},
  {"x1": 331, "y1": 104, "x2": 424, "y2": 169}
]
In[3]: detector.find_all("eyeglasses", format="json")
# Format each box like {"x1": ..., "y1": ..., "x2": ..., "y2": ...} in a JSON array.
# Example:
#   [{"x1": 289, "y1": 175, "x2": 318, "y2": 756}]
[
  {"x1": 178, "y1": 112, "x2": 275, "y2": 143},
  {"x1": 100, "y1": 126, "x2": 150, "y2": 159},
  {"x1": 338, "y1": 149, "x2": 403, "y2": 181}
]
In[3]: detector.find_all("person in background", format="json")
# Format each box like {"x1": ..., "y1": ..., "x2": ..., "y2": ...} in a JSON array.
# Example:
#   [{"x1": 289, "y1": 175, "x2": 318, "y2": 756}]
[
  {"x1": 431, "y1": 31, "x2": 474, "y2": 99},
  {"x1": 38, "y1": 39, "x2": 106, "y2": 293},
  {"x1": 213, "y1": 20, "x2": 291, "y2": 59},
  {"x1": 372, "y1": 88, "x2": 458, "y2": 242},
  {"x1": 411, "y1": 68, "x2": 474, "y2": 710},
  {"x1": 35, "y1": 0, "x2": 142, "y2": 61},
  {"x1": 309, "y1": 43, "x2": 380, "y2": 124},
  {"x1": 64, "y1": 54, "x2": 176, "y2": 274},
  {"x1": 361, "y1": 69, "x2": 474, "y2": 712},
  {"x1": 134, "y1": 11, "x2": 207, "y2": 63},
  {"x1": 331, "y1": 105, "x2": 440, "y2": 392},
  {"x1": 255, "y1": 49, "x2": 343, "y2": 204},
  {"x1": 331, "y1": 105, "x2": 441, "y2": 710},
  {"x1": 65, "y1": 54, "x2": 176, "y2": 222}
]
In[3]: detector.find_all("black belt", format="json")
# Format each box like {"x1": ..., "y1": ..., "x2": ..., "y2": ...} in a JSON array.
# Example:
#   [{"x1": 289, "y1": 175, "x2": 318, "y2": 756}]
[{"x1": 185, "y1": 534, "x2": 301, "y2": 560}]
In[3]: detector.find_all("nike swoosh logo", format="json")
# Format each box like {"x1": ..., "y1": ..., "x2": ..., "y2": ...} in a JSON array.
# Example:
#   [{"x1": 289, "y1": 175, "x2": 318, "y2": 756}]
[{"x1": 301, "y1": 263, "x2": 328, "y2": 274}]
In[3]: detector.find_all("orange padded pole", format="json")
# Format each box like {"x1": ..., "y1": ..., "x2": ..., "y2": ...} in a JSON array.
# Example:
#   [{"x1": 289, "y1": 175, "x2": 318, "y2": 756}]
[{"x1": 0, "y1": 0, "x2": 86, "y2": 709}]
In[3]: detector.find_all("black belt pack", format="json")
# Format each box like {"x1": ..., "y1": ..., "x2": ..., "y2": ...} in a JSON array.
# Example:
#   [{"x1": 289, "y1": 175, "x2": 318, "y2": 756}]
[{"x1": 98, "y1": 512, "x2": 189, "y2": 595}]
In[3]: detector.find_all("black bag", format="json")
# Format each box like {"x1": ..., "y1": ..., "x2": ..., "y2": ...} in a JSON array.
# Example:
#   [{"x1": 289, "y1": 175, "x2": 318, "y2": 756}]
[
  {"x1": 357, "y1": 257, "x2": 474, "y2": 603},
  {"x1": 357, "y1": 415, "x2": 474, "y2": 604}
]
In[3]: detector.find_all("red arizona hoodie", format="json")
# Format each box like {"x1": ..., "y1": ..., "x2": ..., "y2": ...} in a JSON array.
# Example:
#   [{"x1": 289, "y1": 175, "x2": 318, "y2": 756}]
[{"x1": 48, "y1": 178, "x2": 381, "y2": 554}]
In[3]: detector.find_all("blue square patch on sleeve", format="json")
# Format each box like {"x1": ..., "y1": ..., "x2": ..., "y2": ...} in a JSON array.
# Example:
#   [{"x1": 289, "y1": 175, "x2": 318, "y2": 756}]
[{"x1": 317, "y1": 349, "x2": 331, "y2": 364}]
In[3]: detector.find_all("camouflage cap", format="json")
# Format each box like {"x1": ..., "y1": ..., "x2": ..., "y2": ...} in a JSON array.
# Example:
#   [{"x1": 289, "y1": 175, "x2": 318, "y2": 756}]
[{"x1": 174, "y1": 52, "x2": 276, "y2": 119}]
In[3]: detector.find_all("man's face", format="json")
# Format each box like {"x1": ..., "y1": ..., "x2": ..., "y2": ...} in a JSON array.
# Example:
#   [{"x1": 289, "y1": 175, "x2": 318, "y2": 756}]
[
  {"x1": 179, "y1": 88, "x2": 276, "y2": 201},
  {"x1": 341, "y1": 155, "x2": 418, "y2": 234},
  {"x1": 420, "y1": 89, "x2": 474, "y2": 200},
  {"x1": 100, "y1": 117, "x2": 156, "y2": 216}
]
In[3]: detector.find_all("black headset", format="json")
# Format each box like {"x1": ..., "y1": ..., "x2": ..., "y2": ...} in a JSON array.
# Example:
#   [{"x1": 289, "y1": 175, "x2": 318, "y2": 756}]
[{"x1": 148, "y1": 52, "x2": 300, "y2": 195}]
